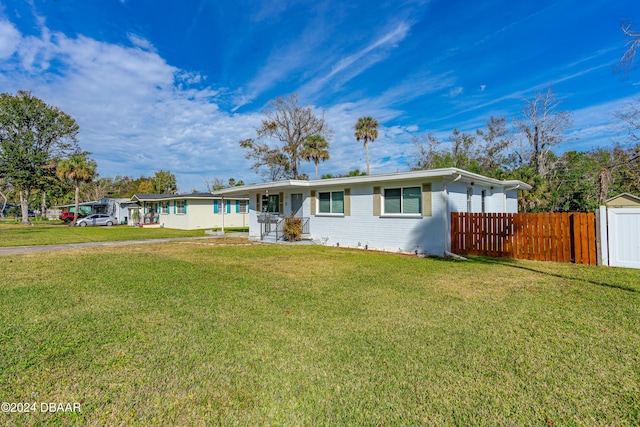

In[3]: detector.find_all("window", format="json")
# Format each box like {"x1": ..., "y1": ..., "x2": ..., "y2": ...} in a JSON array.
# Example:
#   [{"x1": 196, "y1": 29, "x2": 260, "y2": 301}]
[
  {"x1": 318, "y1": 191, "x2": 344, "y2": 214},
  {"x1": 261, "y1": 195, "x2": 279, "y2": 213},
  {"x1": 176, "y1": 200, "x2": 185, "y2": 214},
  {"x1": 383, "y1": 187, "x2": 421, "y2": 214},
  {"x1": 161, "y1": 202, "x2": 169, "y2": 214},
  {"x1": 467, "y1": 187, "x2": 473, "y2": 212},
  {"x1": 238, "y1": 200, "x2": 248, "y2": 213},
  {"x1": 481, "y1": 190, "x2": 486, "y2": 213}
]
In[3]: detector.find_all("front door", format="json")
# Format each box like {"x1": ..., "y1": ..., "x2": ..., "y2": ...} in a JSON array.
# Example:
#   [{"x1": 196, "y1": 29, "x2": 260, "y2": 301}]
[{"x1": 291, "y1": 193, "x2": 303, "y2": 216}]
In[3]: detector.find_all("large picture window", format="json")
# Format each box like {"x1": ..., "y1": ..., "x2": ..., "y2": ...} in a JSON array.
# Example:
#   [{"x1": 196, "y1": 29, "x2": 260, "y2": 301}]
[
  {"x1": 318, "y1": 191, "x2": 344, "y2": 214},
  {"x1": 383, "y1": 187, "x2": 421, "y2": 214}
]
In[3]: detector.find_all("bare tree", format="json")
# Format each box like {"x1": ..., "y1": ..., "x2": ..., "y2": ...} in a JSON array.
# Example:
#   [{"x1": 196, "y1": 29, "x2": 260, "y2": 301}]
[
  {"x1": 81, "y1": 180, "x2": 108, "y2": 201},
  {"x1": 614, "y1": 98, "x2": 640, "y2": 143},
  {"x1": 618, "y1": 21, "x2": 640, "y2": 76},
  {"x1": 476, "y1": 116, "x2": 514, "y2": 174},
  {"x1": 449, "y1": 128, "x2": 477, "y2": 170},
  {"x1": 515, "y1": 86, "x2": 572, "y2": 178},
  {"x1": 411, "y1": 133, "x2": 443, "y2": 170},
  {"x1": 240, "y1": 94, "x2": 332, "y2": 180},
  {"x1": 599, "y1": 100, "x2": 640, "y2": 202},
  {"x1": 203, "y1": 177, "x2": 226, "y2": 192}
]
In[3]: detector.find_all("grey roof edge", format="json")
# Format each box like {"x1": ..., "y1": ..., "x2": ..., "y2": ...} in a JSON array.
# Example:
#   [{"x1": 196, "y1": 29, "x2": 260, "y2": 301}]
[
  {"x1": 131, "y1": 193, "x2": 249, "y2": 202},
  {"x1": 216, "y1": 168, "x2": 532, "y2": 194}
]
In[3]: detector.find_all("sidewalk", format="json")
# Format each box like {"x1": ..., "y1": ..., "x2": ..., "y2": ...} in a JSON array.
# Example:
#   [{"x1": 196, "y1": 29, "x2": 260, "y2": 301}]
[{"x1": 0, "y1": 234, "x2": 247, "y2": 256}]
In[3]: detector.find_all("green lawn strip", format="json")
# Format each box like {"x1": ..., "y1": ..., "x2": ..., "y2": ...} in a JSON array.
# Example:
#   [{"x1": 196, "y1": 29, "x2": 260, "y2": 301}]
[
  {"x1": 0, "y1": 223, "x2": 215, "y2": 247},
  {"x1": 0, "y1": 245, "x2": 638, "y2": 425}
]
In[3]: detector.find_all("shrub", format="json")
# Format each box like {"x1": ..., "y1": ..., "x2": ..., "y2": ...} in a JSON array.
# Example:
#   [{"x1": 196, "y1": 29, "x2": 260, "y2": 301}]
[{"x1": 282, "y1": 214, "x2": 302, "y2": 241}]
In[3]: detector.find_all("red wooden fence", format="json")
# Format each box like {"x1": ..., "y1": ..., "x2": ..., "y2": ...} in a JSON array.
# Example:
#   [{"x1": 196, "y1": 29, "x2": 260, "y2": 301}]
[{"x1": 451, "y1": 212, "x2": 597, "y2": 265}]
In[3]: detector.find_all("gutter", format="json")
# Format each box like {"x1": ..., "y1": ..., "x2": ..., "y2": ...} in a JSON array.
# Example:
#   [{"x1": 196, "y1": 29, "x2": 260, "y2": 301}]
[
  {"x1": 442, "y1": 173, "x2": 462, "y2": 255},
  {"x1": 503, "y1": 183, "x2": 523, "y2": 213}
]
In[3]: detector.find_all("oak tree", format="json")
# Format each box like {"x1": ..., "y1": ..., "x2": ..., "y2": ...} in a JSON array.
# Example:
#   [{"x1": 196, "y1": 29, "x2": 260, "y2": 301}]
[{"x1": 0, "y1": 91, "x2": 79, "y2": 224}]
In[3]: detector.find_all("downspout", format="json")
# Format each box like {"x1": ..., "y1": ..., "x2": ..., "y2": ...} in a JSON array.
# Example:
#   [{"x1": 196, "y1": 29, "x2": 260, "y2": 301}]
[
  {"x1": 442, "y1": 173, "x2": 462, "y2": 256},
  {"x1": 221, "y1": 196, "x2": 225, "y2": 234},
  {"x1": 503, "y1": 184, "x2": 522, "y2": 213}
]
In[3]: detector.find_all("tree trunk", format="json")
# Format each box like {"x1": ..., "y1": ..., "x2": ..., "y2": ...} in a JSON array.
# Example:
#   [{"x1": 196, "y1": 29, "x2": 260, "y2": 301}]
[
  {"x1": 315, "y1": 162, "x2": 319, "y2": 180},
  {"x1": 41, "y1": 192, "x2": 47, "y2": 219},
  {"x1": 20, "y1": 190, "x2": 30, "y2": 225},
  {"x1": 365, "y1": 141, "x2": 370, "y2": 175},
  {"x1": 0, "y1": 189, "x2": 6, "y2": 220},
  {"x1": 72, "y1": 182, "x2": 80, "y2": 226}
]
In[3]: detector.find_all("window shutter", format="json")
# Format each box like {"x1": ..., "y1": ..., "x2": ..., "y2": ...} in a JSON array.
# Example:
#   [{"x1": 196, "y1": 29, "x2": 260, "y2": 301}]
[
  {"x1": 184, "y1": 200, "x2": 187, "y2": 215},
  {"x1": 214, "y1": 200, "x2": 219, "y2": 214},
  {"x1": 373, "y1": 187, "x2": 381, "y2": 216},
  {"x1": 278, "y1": 192, "x2": 284, "y2": 213},
  {"x1": 344, "y1": 188, "x2": 351, "y2": 216},
  {"x1": 173, "y1": 201, "x2": 176, "y2": 214},
  {"x1": 255, "y1": 194, "x2": 261, "y2": 212},
  {"x1": 422, "y1": 184, "x2": 432, "y2": 217},
  {"x1": 226, "y1": 200, "x2": 231, "y2": 213},
  {"x1": 236, "y1": 200, "x2": 240, "y2": 213},
  {"x1": 310, "y1": 191, "x2": 316, "y2": 215}
]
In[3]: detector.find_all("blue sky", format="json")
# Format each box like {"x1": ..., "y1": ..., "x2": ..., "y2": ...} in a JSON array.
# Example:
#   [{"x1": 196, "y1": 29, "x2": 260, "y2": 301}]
[{"x1": 0, "y1": 0, "x2": 638, "y2": 191}]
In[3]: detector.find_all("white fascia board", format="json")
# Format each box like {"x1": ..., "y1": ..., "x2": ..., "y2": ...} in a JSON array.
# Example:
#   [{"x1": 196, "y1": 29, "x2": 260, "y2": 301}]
[{"x1": 217, "y1": 168, "x2": 531, "y2": 195}]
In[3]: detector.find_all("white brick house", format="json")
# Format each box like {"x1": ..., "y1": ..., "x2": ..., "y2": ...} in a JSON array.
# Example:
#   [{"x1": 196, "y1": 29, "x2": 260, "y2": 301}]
[{"x1": 217, "y1": 168, "x2": 531, "y2": 256}]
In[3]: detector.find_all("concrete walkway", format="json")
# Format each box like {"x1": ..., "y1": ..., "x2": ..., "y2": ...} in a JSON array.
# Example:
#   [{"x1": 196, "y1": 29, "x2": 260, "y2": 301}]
[{"x1": 0, "y1": 234, "x2": 247, "y2": 256}]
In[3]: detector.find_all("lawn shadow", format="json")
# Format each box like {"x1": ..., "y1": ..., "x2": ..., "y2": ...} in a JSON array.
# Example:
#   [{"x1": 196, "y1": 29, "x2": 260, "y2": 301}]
[{"x1": 461, "y1": 256, "x2": 639, "y2": 294}]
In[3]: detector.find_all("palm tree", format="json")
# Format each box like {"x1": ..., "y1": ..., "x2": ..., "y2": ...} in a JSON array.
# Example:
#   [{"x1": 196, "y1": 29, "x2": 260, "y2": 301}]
[
  {"x1": 354, "y1": 116, "x2": 379, "y2": 175},
  {"x1": 56, "y1": 153, "x2": 97, "y2": 226},
  {"x1": 301, "y1": 135, "x2": 330, "y2": 179}
]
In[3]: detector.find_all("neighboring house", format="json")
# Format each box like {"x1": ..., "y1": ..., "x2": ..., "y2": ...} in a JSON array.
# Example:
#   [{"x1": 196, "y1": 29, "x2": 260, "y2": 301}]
[
  {"x1": 55, "y1": 198, "x2": 137, "y2": 224},
  {"x1": 605, "y1": 193, "x2": 640, "y2": 209},
  {"x1": 217, "y1": 168, "x2": 531, "y2": 256},
  {"x1": 130, "y1": 193, "x2": 249, "y2": 230}
]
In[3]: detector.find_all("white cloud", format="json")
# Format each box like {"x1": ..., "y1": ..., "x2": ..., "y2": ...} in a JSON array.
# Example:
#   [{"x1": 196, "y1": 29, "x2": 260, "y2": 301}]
[
  {"x1": 0, "y1": 20, "x2": 20, "y2": 59},
  {"x1": 299, "y1": 22, "x2": 411, "y2": 99},
  {"x1": 0, "y1": 22, "x2": 263, "y2": 191},
  {"x1": 127, "y1": 33, "x2": 156, "y2": 52},
  {"x1": 449, "y1": 86, "x2": 464, "y2": 97}
]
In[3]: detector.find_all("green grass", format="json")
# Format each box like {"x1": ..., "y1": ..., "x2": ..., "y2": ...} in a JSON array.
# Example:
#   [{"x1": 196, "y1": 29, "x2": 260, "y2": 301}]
[
  {"x1": 0, "y1": 222, "x2": 215, "y2": 247},
  {"x1": 1, "y1": 242, "x2": 639, "y2": 426}
]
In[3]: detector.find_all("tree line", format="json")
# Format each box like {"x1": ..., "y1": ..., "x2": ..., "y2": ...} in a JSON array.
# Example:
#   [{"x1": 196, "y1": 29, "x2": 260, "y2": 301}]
[
  {"x1": 409, "y1": 87, "x2": 640, "y2": 212},
  {"x1": 239, "y1": 87, "x2": 639, "y2": 213},
  {"x1": 0, "y1": 91, "x2": 184, "y2": 224}
]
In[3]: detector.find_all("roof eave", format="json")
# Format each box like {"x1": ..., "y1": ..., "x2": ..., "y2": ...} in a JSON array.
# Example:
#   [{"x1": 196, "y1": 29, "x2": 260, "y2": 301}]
[{"x1": 216, "y1": 168, "x2": 533, "y2": 194}]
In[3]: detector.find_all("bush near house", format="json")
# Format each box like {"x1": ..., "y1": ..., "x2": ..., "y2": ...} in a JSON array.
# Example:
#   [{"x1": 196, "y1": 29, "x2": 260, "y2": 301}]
[{"x1": 282, "y1": 213, "x2": 303, "y2": 241}]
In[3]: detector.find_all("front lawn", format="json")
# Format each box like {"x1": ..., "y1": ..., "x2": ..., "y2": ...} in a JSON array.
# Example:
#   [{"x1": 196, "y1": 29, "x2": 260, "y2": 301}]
[
  {"x1": 0, "y1": 222, "x2": 216, "y2": 247},
  {"x1": 1, "y1": 242, "x2": 638, "y2": 425}
]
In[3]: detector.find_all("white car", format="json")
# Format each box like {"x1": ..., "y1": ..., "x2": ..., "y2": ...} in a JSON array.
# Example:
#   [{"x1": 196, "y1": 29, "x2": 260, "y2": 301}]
[{"x1": 76, "y1": 214, "x2": 117, "y2": 227}]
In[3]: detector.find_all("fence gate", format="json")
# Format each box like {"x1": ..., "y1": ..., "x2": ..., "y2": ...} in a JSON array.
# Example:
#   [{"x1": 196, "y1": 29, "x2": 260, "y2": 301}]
[{"x1": 605, "y1": 208, "x2": 640, "y2": 269}]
